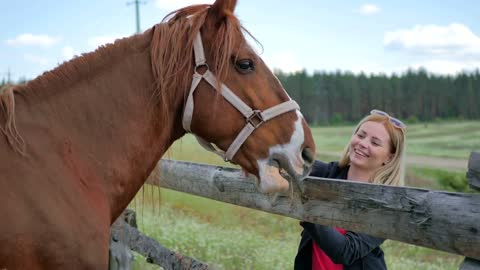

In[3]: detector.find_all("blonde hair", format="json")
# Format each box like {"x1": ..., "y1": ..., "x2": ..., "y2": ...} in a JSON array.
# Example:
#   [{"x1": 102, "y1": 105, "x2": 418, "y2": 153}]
[{"x1": 338, "y1": 113, "x2": 407, "y2": 186}]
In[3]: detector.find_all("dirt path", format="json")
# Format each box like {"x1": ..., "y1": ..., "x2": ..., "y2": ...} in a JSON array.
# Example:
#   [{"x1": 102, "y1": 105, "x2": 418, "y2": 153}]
[
  {"x1": 320, "y1": 151, "x2": 468, "y2": 171},
  {"x1": 406, "y1": 155, "x2": 467, "y2": 171}
]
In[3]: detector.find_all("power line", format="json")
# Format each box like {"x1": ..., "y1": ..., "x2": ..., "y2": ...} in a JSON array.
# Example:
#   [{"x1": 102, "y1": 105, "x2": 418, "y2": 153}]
[{"x1": 127, "y1": 0, "x2": 146, "y2": 34}]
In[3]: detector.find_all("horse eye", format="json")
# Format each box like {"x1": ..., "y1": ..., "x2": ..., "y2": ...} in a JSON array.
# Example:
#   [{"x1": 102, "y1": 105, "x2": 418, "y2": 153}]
[{"x1": 235, "y1": 59, "x2": 255, "y2": 74}]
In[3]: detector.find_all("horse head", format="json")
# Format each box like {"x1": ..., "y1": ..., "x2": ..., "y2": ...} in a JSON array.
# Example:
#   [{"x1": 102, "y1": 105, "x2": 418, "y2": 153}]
[{"x1": 160, "y1": 0, "x2": 316, "y2": 193}]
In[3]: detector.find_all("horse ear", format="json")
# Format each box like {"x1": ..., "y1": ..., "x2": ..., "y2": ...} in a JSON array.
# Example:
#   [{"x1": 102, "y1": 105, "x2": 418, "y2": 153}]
[{"x1": 210, "y1": 0, "x2": 237, "y2": 23}]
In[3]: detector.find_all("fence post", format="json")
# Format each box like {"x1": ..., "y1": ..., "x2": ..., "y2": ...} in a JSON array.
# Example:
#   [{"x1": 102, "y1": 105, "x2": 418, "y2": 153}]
[
  {"x1": 111, "y1": 209, "x2": 212, "y2": 270},
  {"x1": 459, "y1": 152, "x2": 480, "y2": 269},
  {"x1": 460, "y1": 257, "x2": 480, "y2": 270},
  {"x1": 467, "y1": 151, "x2": 480, "y2": 191},
  {"x1": 109, "y1": 210, "x2": 136, "y2": 270},
  {"x1": 109, "y1": 237, "x2": 133, "y2": 270}
]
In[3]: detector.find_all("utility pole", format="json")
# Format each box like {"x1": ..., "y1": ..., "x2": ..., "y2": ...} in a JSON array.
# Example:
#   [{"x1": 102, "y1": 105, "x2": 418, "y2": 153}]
[
  {"x1": 127, "y1": 0, "x2": 146, "y2": 34},
  {"x1": 1, "y1": 68, "x2": 12, "y2": 84},
  {"x1": 6, "y1": 69, "x2": 11, "y2": 83}
]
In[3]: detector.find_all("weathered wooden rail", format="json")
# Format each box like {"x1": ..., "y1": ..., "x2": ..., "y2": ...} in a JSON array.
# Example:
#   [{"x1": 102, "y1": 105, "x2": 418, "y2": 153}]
[
  {"x1": 111, "y1": 209, "x2": 210, "y2": 270},
  {"x1": 111, "y1": 152, "x2": 480, "y2": 269},
  {"x1": 147, "y1": 154, "x2": 480, "y2": 263}
]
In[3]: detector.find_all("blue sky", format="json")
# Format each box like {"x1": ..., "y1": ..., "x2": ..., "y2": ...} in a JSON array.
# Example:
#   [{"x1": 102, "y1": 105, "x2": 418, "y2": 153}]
[{"x1": 1, "y1": 0, "x2": 479, "y2": 81}]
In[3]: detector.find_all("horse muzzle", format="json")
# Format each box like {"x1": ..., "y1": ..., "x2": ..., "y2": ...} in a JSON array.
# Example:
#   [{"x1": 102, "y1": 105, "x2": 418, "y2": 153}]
[{"x1": 257, "y1": 146, "x2": 314, "y2": 193}]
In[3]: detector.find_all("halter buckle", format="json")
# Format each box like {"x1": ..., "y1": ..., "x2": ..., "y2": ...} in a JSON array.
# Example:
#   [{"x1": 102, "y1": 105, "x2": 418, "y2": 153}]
[{"x1": 247, "y1": 110, "x2": 264, "y2": 128}]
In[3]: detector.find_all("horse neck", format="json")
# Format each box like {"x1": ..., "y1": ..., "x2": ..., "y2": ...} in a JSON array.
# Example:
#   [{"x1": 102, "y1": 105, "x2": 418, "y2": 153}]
[{"x1": 17, "y1": 30, "x2": 186, "y2": 221}]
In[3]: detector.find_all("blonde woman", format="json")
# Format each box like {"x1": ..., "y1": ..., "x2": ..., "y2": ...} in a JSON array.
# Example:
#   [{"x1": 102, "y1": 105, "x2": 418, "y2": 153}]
[{"x1": 295, "y1": 109, "x2": 407, "y2": 270}]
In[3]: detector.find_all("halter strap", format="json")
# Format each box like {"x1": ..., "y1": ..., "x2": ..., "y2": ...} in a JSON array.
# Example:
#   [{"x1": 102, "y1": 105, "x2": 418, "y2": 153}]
[{"x1": 182, "y1": 31, "x2": 299, "y2": 161}]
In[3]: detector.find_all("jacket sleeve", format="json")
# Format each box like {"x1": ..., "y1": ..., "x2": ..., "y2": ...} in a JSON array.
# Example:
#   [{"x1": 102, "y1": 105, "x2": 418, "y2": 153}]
[
  {"x1": 301, "y1": 221, "x2": 385, "y2": 266},
  {"x1": 310, "y1": 160, "x2": 337, "y2": 178}
]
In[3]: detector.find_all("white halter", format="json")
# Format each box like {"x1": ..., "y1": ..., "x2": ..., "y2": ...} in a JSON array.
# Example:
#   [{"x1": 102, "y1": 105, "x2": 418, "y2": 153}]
[{"x1": 182, "y1": 31, "x2": 300, "y2": 162}]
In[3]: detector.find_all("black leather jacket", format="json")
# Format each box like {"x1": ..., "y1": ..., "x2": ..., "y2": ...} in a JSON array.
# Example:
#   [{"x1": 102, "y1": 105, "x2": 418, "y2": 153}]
[{"x1": 294, "y1": 160, "x2": 387, "y2": 270}]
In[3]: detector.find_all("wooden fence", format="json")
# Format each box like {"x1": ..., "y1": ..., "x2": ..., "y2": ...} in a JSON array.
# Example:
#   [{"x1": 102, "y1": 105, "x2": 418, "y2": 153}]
[{"x1": 112, "y1": 152, "x2": 480, "y2": 270}]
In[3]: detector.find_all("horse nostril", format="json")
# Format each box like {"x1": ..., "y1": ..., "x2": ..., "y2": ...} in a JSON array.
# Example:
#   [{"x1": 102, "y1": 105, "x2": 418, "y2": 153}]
[{"x1": 301, "y1": 147, "x2": 314, "y2": 167}]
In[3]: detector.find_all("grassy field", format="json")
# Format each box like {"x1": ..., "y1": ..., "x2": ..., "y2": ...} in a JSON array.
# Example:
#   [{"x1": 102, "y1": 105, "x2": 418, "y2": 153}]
[
  {"x1": 312, "y1": 120, "x2": 480, "y2": 160},
  {"x1": 129, "y1": 121, "x2": 479, "y2": 269}
]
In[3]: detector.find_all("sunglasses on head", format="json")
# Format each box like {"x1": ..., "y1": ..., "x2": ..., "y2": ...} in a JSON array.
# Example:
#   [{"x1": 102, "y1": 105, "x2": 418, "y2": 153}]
[{"x1": 370, "y1": 109, "x2": 406, "y2": 129}]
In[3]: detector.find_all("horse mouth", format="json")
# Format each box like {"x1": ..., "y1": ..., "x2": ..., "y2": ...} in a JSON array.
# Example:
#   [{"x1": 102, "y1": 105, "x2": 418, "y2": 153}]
[{"x1": 257, "y1": 155, "x2": 311, "y2": 193}]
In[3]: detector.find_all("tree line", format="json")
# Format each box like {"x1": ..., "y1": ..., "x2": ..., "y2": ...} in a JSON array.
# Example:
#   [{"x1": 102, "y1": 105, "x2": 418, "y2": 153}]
[
  {"x1": 276, "y1": 68, "x2": 480, "y2": 125},
  {"x1": 2, "y1": 68, "x2": 479, "y2": 125}
]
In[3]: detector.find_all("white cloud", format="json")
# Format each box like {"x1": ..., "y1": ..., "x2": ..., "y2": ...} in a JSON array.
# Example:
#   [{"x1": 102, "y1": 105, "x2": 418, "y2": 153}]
[
  {"x1": 23, "y1": 54, "x2": 49, "y2": 65},
  {"x1": 6, "y1": 33, "x2": 60, "y2": 48},
  {"x1": 154, "y1": 0, "x2": 214, "y2": 11},
  {"x1": 409, "y1": 60, "x2": 480, "y2": 75},
  {"x1": 383, "y1": 23, "x2": 480, "y2": 74},
  {"x1": 263, "y1": 51, "x2": 303, "y2": 74},
  {"x1": 87, "y1": 35, "x2": 125, "y2": 49},
  {"x1": 384, "y1": 23, "x2": 480, "y2": 57},
  {"x1": 357, "y1": 4, "x2": 380, "y2": 15},
  {"x1": 61, "y1": 46, "x2": 79, "y2": 61}
]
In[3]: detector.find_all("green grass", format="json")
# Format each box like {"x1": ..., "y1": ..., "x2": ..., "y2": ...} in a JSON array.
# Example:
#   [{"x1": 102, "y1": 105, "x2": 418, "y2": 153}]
[
  {"x1": 128, "y1": 121, "x2": 478, "y2": 269},
  {"x1": 383, "y1": 241, "x2": 463, "y2": 270},
  {"x1": 164, "y1": 121, "x2": 480, "y2": 162},
  {"x1": 310, "y1": 120, "x2": 480, "y2": 159},
  {"x1": 409, "y1": 167, "x2": 471, "y2": 192},
  {"x1": 130, "y1": 187, "x2": 463, "y2": 270},
  {"x1": 130, "y1": 187, "x2": 301, "y2": 270}
]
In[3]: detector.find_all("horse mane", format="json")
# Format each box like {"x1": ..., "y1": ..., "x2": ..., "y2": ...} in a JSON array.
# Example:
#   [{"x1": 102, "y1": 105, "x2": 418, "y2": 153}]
[
  {"x1": 0, "y1": 35, "x2": 150, "y2": 154},
  {"x1": 0, "y1": 2, "x2": 252, "y2": 154},
  {"x1": 0, "y1": 85, "x2": 25, "y2": 155},
  {"x1": 26, "y1": 33, "x2": 151, "y2": 97}
]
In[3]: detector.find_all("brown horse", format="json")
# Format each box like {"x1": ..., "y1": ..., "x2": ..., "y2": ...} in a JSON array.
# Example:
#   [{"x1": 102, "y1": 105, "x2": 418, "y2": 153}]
[{"x1": 0, "y1": 0, "x2": 315, "y2": 269}]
